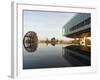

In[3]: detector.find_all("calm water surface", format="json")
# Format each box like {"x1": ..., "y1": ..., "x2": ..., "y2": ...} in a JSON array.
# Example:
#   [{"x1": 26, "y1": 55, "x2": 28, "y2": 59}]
[{"x1": 23, "y1": 43, "x2": 90, "y2": 69}]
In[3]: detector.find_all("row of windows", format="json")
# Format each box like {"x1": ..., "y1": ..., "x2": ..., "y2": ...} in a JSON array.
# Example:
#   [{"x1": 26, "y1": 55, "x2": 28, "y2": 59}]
[{"x1": 70, "y1": 17, "x2": 91, "y2": 31}]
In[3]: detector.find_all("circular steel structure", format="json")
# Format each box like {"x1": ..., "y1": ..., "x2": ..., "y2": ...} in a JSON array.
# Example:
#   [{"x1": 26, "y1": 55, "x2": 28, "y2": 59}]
[{"x1": 23, "y1": 31, "x2": 38, "y2": 52}]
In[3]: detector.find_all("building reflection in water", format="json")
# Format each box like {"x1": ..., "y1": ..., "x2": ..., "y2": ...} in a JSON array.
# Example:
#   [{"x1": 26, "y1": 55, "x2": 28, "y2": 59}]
[
  {"x1": 23, "y1": 31, "x2": 38, "y2": 52},
  {"x1": 62, "y1": 45, "x2": 91, "y2": 66}
]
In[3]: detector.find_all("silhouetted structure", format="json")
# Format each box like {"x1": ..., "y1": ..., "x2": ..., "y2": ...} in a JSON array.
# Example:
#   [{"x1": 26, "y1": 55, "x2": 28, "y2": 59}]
[
  {"x1": 51, "y1": 37, "x2": 58, "y2": 46},
  {"x1": 23, "y1": 31, "x2": 38, "y2": 52}
]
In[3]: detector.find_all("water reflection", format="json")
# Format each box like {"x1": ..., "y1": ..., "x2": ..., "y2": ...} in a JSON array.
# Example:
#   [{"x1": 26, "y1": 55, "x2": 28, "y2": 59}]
[
  {"x1": 24, "y1": 42, "x2": 38, "y2": 52},
  {"x1": 62, "y1": 45, "x2": 91, "y2": 66},
  {"x1": 51, "y1": 42, "x2": 56, "y2": 46},
  {"x1": 23, "y1": 31, "x2": 38, "y2": 52},
  {"x1": 45, "y1": 41, "x2": 57, "y2": 46},
  {"x1": 23, "y1": 44, "x2": 91, "y2": 69}
]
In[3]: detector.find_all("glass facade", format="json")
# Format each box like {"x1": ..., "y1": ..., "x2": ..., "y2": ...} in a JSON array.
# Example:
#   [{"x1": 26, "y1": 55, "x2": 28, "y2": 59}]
[{"x1": 70, "y1": 17, "x2": 91, "y2": 31}]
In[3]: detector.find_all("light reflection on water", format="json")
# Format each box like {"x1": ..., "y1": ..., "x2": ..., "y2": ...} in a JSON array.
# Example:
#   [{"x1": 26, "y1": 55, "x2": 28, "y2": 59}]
[{"x1": 23, "y1": 43, "x2": 91, "y2": 69}]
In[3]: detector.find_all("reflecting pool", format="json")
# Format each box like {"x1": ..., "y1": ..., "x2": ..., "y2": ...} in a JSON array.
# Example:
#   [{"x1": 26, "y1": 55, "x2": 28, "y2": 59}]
[{"x1": 23, "y1": 43, "x2": 91, "y2": 69}]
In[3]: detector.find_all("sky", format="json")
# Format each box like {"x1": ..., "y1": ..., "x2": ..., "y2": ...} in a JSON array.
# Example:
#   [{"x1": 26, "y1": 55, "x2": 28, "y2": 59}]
[{"x1": 23, "y1": 10, "x2": 76, "y2": 40}]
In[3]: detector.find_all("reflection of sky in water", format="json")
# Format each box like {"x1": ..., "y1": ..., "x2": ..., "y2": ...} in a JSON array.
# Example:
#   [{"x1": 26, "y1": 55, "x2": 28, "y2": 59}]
[{"x1": 23, "y1": 43, "x2": 90, "y2": 69}]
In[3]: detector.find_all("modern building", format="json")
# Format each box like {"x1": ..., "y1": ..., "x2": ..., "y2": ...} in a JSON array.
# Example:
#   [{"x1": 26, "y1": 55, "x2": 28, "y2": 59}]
[{"x1": 63, "y1": 13, "x2": 91, "y2": 46}]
